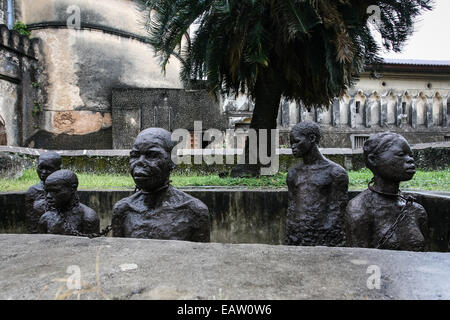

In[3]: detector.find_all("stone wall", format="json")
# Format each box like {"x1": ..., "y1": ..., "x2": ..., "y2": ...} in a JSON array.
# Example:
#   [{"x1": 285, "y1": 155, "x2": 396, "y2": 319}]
[
  {"x1": 0, "y1": 24, "x2": 43, "y2": 147},
  {"x1": 0, "y1": 143, "x2": 448, "y2": 176},
  {"x1": 14, "y1": 0, "x2": 183, "y2": 150},
  {"x1": 112, "y1": 88, "x2": 228, "y2": 149},
  {"x1": 0, "y1": 0, "x2": 7, "y2": 25},
  {"x1": 1, "y1": 190, "x2": 448, "y2": 252}
]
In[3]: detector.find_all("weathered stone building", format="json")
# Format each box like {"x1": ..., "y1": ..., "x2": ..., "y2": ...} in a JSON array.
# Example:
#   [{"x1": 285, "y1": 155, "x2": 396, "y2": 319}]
[
  {"x1": 228, "y1": 60, "x2": 450, "y2": 148},
  {"x1": 0, "y1": 0, "x2": 449, "y2": 150},
  {"x1": 0, "y1": 0, "x2": 187, "y2": 149}
]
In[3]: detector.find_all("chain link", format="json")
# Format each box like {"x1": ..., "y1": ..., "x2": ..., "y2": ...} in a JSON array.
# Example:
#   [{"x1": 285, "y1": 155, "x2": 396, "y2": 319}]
[{"x1": 368, "y1": 179, "x2": 416, "y2": 249}]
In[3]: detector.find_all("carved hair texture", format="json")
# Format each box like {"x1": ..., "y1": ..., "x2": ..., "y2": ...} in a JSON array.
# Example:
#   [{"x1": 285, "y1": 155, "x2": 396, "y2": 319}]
[
  {"x1": 136, "y1": 128, "x2": 176, "y2": 153},
  {"x1": 45, "y1": 170, "x2": 79, "y2": 189},
  {"x1": 363, "y1": 132, "x2": 405, "y2": 170},
  {"x1": 38, "y1": 151, "x2": 62, "y2": 166},
  {"x1": 291, "y1": 121, "x2": 322, "y2": 144}
]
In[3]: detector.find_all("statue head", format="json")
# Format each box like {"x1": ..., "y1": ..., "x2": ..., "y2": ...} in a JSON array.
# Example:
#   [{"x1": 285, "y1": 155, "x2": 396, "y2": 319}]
[
  {"x1": 37, "y1": 152, "x2": 62, "y2": 183},
  {"x1": 364, "y1": 132, "x2": 416, "y2": 183},
  {"x1": 290, "y1": 121, "x2": 321, "y2": 158},
  {"x1": 44, "y1": 170, "x2": 78, "y2": 210},
  {"x1": 130, "y1": 128, "x2": 176, "y2": 192}
]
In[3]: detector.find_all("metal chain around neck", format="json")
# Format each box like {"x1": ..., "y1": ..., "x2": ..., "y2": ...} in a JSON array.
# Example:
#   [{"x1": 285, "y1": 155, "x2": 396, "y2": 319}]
[{"x1": 367, "y1": 178, "x2": 416, "y2": 249}]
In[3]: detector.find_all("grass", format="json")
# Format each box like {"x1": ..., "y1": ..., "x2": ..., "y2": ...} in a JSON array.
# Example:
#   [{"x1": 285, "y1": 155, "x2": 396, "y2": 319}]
[{"x1": 1, "y1": 168, "x2": 449, "y2": 192}]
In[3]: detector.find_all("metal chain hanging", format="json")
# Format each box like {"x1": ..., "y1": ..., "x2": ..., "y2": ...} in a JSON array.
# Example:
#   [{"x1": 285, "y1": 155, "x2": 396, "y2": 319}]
[{"x1": 367, "y1": 178, "x2": 416, "y2": 249}]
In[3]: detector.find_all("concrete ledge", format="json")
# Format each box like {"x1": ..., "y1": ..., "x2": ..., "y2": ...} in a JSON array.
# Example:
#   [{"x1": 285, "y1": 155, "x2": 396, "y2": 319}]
[{"x1": 0, "y1": 234, "x2": 449, "y2": 300}]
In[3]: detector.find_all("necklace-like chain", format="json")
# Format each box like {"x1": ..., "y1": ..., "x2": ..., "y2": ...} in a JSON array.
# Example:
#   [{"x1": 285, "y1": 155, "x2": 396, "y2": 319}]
[{"x1": 367, "y1": 179, "x2": 416, "y2": 249}]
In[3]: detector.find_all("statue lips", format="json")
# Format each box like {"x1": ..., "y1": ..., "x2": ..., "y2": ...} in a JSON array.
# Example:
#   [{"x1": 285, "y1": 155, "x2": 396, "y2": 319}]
[
  {"x1": 132, "y1": 166, "x2": 160, "y2": 182},
  {"x1": 405, "y1": 166, "x2": 416, "y2": 176}
]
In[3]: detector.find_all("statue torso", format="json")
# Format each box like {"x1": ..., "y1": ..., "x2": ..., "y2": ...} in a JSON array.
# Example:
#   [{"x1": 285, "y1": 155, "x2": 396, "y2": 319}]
[
  {"x1": 347, "y1": 190, "x2": 428, "y2": 251},
  {"x1": 113, "y1": 187, "x2": 210, "y2": 242},
  {"x1": 39, "y1": 203, "x2": 99, "y2": 236},
  {"x1": 286, "y1": 160, "x2": 348, "y2": 247}
]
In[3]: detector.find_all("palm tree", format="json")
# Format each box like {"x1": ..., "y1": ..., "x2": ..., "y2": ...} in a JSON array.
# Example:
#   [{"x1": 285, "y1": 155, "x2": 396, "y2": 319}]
[{"x1": 139, "y1": 0, "x2": 433, "y2": 175}]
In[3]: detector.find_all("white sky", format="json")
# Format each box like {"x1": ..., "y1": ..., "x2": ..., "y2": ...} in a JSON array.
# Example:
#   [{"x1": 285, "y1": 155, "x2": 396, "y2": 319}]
[{"x1": 380, "y1": 0, "x2": 450, "y2": 61}]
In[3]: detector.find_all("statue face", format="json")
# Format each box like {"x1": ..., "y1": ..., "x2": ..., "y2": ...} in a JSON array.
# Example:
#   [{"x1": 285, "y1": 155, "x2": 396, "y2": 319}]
[
  {"x1": 370, "y1": 137, "x2": 416, "y2": 182},
  {"x1": 37, "y1": 158, "x2": 61, "y2": 182},
  {"x1": 130, "y1": 137, "x2": 172, "y2": 192},
  {"x1": 45, "y1": 180, "x2": 75, "y2": 210},
  {"x1": 290, "y1": 132, "x2": 313, "y2": 158}
]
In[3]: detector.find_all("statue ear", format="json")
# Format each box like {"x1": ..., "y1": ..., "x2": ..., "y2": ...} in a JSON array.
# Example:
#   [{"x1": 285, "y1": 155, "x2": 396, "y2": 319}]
[
  {"x1": 367, "y1": 154, "x2": 377, "y2": 169},
  {"x1": 169, "y1": 160, "x2": 176, "y2": 171},
  {"x1": 308, "y1": 134, "x2": 316, "y2": 144}
]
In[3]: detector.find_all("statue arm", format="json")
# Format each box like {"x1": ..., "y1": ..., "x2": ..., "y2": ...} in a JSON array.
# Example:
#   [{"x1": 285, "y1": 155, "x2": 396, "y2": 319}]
[
  {"x1": 38, "y1": 213, "x2": 48, "y2": 234},
  {"x1": 286, "y1": 169, "x2": 297, "y2": 214},
  {"x1": 345, "y1": 198, "x2": 371, "y2": 248},
  {"x1": 83, "y1": 208, "x2": 100, "y2": 235},
  {"x1": 329, "y1": 170, "x2": 349, "y2": 217},
  {"x1": 24, "y1": 190, "x2": 34, "y2": 233},
  {"x1": 191, "y1": 205, "x2": 211, "y2": 243},
  {"x1": 112, "y1": 202, "x2": 125, "y2": 238},
  {"x1": 416, "y1": 205, "x2": 430, "y2": 250}
]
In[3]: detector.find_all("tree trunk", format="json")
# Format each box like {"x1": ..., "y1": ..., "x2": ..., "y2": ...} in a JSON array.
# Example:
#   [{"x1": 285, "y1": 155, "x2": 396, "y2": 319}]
[{"x1": 230, "y1": 69, "x2": 283, "y2": 177}]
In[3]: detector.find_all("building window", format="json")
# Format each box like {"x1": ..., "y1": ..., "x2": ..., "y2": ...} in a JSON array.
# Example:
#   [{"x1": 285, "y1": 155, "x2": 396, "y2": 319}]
[
  {"x1": 355, "y1": 101, "x2": 361, "y2": 114},
  {"x1": 352, "y1": 135, "x2": 370, "y2": 149},
  {"x1": 402, "y1": 102, "x2": 407, "y2": 115},
  {"x1": 445, "y1": 136, "x2": 450, "y2": 143}
]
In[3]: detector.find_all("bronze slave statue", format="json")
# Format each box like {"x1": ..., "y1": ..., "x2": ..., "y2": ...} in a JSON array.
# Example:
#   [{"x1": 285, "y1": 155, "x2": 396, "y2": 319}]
[
  {"x1": 112, "y1": 128, "x2": 210, "y2": 242},
  {"x1": 39, "y1": 170, "x2": 100, "y2": 236},
  {"x1": 346, "y1": 132, "x2": 429, "y2": 251},
  {"x1": 25, "y1": 151, "x2": 61, "y2": 233},
  {"x1": 285, "y1": 121, "x2": 349, "y2": 247}
]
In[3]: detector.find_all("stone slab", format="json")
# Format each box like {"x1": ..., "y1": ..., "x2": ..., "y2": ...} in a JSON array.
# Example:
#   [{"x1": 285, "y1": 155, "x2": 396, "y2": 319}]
[{"x1": 0, "y1": 234, "x2": 449, "y2": 300}]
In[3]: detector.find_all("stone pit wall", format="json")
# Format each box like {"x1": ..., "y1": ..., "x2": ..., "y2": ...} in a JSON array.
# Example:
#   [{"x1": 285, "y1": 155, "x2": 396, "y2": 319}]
[
  {"x1": 14, "y1": 0, "x2": 183, "y2": 149},
  {"x1": 1, "y1": 189, "x2": 449, "y2": 252}
]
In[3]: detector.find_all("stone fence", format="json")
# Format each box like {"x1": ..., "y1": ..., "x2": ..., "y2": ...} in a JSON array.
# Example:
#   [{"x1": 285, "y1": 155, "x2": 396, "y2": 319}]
[{"x1": 1, "y1": 143, "x2": 449, "y2": 177}]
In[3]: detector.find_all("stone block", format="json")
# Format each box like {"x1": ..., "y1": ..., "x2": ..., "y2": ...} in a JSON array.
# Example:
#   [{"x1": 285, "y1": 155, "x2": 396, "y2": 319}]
[{"x1": 0, "y1": 152, "x2": 24, "y2": 179}]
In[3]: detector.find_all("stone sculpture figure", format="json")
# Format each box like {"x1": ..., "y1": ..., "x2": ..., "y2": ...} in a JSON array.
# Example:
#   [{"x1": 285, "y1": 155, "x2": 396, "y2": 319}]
[
  {"x1": 285, "y1": 121, "x2": 349, "y2": 247},
  {"x1": 39, "y1": 170, "x2": 100, "y2": 236},
  {"x1": 25, "y1": 151, "x2": 61, "y2": 233},
  {"x1": 112, "y1": 128, "x2": 210, "y2": 242},
  {"x1": 346, "y1": 132, "x2": 429, "y2": 251}
]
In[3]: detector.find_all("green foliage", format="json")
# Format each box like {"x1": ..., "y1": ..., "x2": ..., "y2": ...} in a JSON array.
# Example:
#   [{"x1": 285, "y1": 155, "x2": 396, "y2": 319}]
[
  {"x1": 1, "y1": 168, "x2": 449, "y2": 192},
  {"x1": 13, "y1": 21, "x2": 31, "y2": 38},
  {"x1": 139, "y1": 0, "x2": 433, "y2": 107},
  {"x1": 32, "y1": 101, "x2": 43, "y2": 116}
]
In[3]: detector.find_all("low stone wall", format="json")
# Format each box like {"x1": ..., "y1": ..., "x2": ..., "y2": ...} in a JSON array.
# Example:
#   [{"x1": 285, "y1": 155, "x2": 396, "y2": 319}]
[
  {"x1": 1, "y1": 189, "x2": 448, "y2": 252},
  {"x1": 2, "y1": 234, "x2": 450, "y2": 300},
  {"x1": 1, "y1": 143, "x2": 449, "y2": 175}
]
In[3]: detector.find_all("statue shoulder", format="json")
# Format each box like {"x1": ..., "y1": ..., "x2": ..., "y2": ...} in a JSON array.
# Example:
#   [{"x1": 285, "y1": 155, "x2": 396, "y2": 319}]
[
  {"x1": 80, "y1": 204, "x2": 99, "y2": 223},
  {"x1": 26, "y1": 183, "x2": 44, "y2": 197},
  {"x1": 112, "y1": 192, "x2": 140, "y2": 213},
  {"x1": 170, "y1": 187, "x2": 209, "y2": 216},
  {"x1": 346, "y1": 190, "x2": 372, "y2": 221},
  {"x1": 327, "y1": 160, "x2": 348, "y2": 179},
  {"x1": 409, "y1": 199, "x2": 427, "y2": 218},
  {"x1": 286, "y1": 165, "x2": 302, "y2": 187}
]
